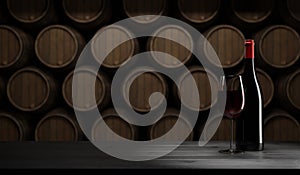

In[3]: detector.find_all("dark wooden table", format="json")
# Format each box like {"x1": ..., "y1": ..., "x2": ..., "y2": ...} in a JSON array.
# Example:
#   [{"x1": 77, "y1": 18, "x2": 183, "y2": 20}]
[{"x1": 0, "y1": 141, "x2": 299, "y2": 174}]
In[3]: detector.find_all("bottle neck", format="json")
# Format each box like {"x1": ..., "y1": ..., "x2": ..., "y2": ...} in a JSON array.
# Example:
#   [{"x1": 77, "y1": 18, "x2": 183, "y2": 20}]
[
  {"x1": 244, "y1": 39, "x2": 256, "y2": 75},
  {"x1": 245, "y1": 40, "x2": 255, "y2": 59},
  {"x1": 244, "y1": 58, "x2": 255, "y2": 74}
]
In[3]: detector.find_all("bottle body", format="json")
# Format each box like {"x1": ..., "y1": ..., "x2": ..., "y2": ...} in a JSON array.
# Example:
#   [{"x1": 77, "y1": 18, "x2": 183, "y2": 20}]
[{"x1": 236, "y1": 40, "x2": 264, "y2": 151}]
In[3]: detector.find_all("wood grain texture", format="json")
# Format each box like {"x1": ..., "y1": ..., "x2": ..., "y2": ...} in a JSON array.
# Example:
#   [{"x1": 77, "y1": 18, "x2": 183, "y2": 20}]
[
  {"x1": 264, "y1": 109, "x2": 300, "y2": 141},
  {"x1": 287, "y1": 0, "x2": 300, "y2": 22},
  {"x1": 256, "y1": 25, "x2": 300, "y2": 69},
  {"x1": 204, "y1": 25, "x2": 245, "y2": 69},
  {"x1": 0, "y1": 112, "x2": 30, "y2": 141},
  {"x1": 7, "y1": 67, "x2": 57, "y2": 112},
  {"x1": 198, "y1": 113, "x2": 234, "y2": 141},
  {"x1": 280, "y1": 0, "x2": 300, "y2": 30},
  {"x1": 92, "y1": 108, "x2": 137, "y2": 141},
  {"x1": 62, "y1": 0, "x2": 111, "y2": 29},
  {"x1": 128, "y1": 72, "x2": 168, "y2": 112},
  {"x1": 35, "y1": 109, "x2": 82, "y2": 141},
  {"x1": 178, "y1": 0, "x2": 220, "y2": 23},
  {"x1": 35, "y1": 25, "x2": 85, "y2": 69},
  {"x1": 148, "y1": 25, "x2": 193, "y2": 68},
  {"x1": 149, "y1": 108, "x2": 193, "y2": 141},
  {"x1": 62, "y1": 67, "x2": 110, "y2": 111},
  {"x1": 231, "y1": 0, "x2": 273, "y2": 23},
  {"x1": 175, "y1": 66, "x2": 218, "y2": 111},
  {"x1": 277, "y1": 69, "x2": 300, "y2": 113},
  {"x1": 91, "y1": 25, "x2": 138, "y2": 69},
  {"x1": 0, "y1": 142, "x2": 300, "y2": 169},
  {"x1": 7, "y1": 0, "x2": 48, "y2": 22},
  {"x1": 123, "y1": 0, "x2": 167, "y2": 23},
  {"x1": 7, "y1": 0, "x2": 56, "y2": 28},
  {"x1": 0, "y1": 25, "x2": 32, "y2": 70},
  {"x1": 211, "y1": 118, "x2": 235, "y2": 141}
]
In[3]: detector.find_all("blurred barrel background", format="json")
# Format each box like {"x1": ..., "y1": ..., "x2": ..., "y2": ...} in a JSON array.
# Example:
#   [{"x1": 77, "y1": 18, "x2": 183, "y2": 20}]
[{"x1": 0, "y1": 0, "x2": 299, "y2": 142}]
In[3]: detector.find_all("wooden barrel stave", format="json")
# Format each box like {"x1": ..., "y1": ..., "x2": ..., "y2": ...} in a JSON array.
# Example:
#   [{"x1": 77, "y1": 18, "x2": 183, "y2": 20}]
[
  {"x1": 0, "y1": 112, "x2": 31, "y2": 141},
  {"x1": 92, "y1": 108, "x2": 137, "y2": 141},
  {"x1": 62, "y1": 67, "x2": 111, "y2": 111},
  {"x1": 204, "y1": 25, "x2": 245, "y2": 69},
  {"x1": 148, "y1": 25, "x2": 193, "y2": 68},
  {"x1": 174, "y1": 66, "x2": 219, "y2": 111},
  {"x1": 198, "y1": 113, "x2": 229, "y2": 141},
  {"x1": 91, "y1": 25, "x2": 139, "y2": 69},
  {"x1": 276, "y1": 69, "x2": 300, "y2": 114},
  {"x1": 177, "y1": 0, "x2": 220, "y2": 28},
  {"x1": 264, "y1": 109, "x2": 300, "y2": 141},
  {"x1": 7, "y1": 67, "x2": 57, "y2": 112},
  {"x1": 35, "y1": 25, "x2": 86, "y2": 69},
  {"x1": 127, "y1": 71, "x2": 168, "y2": 113},
  {"x1": 35, "y1": 108, "x2": 82, "y2": 141},
  {"x1": 62, "y1": 0, "x2": 111, "y2": 30},
  {"x1": 0, "y1": 25, "x2": 33, "y2": 71},
  {"x1": 149, "y1": 108, "x2": 194, "y2": 141},
  {"x1": 255, "y1": 25, "x2": 300, "y2": 71},
  {"x1": 228, "y1": 0, "x2": 274, "y2": 29},
  {"x1": 279, "y1": 0, "x2": 300, "y2": 30},
  {"x1": 7, "y1": 0, "x2": 57, "y2": 29},
  {"x1": 123, "y1": 0, "x2": 167, "y2": 24}
]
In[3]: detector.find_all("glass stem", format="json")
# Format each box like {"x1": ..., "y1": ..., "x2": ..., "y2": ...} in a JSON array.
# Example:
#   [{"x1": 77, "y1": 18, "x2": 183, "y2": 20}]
[{"x1": 230, "y1": 119, "x2": 234, "y2": 151}]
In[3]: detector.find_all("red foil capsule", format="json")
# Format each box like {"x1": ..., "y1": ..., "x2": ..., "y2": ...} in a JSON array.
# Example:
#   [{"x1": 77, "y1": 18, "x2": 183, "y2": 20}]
[{"x1": 245, "y1": 39, "x2": 255, "y2": 59}]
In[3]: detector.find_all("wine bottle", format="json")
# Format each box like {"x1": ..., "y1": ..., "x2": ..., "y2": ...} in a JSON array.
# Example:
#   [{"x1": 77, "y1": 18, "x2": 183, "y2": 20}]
[{"x1": 236, "y1": 39, "x2": 264, "y2": 151}]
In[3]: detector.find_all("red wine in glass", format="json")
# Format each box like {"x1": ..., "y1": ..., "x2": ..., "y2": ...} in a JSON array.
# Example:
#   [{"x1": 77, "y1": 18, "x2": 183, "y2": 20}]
[
  {"x1": 224, "y1": 90, "x2": 244, "y2": 119},
  {"x1": 219, "y1": 75, "x2": 245, "y2": 154}
]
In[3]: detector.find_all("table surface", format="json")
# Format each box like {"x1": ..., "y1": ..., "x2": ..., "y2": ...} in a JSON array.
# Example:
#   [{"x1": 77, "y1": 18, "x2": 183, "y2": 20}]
[{"x1": 0, "y1": 141, "x2": 299, "y2": 170}]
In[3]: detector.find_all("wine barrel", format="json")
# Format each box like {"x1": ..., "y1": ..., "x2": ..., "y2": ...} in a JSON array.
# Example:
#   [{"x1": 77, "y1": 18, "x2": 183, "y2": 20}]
[
  {"x1": 198, "y1": 113, "x2": 231, "y2": 141},
  {"x1": 177, "y1": 0, "x2": 220, "y2": 27},
  {"x1": 0, "y1": 25, "x2": 33, "y2": 71},
  {"x1": 92, "y1": 108, "x2": 137, "y2": 141},
  {"x1": 204, "y1": 25, "x2": 245, "y2": 69},
  {"x1": 280, "y1": 0, "x2": 300, "y2": 30},
  {"x1": 62, "y1": 0, "x2": 111, "y2": 30},
  {"x1": 123, "y1": 0, "x2": 167, "y2": 24},
  {"x1": 7, "y1": 0, "x2": 56, "y2": 29},
  {"x1": 35, "y1": 25, "x2": 85, "y2": 69},
  {"x1": 174, "y1": 66, "x2": 219, "y2": 111},
  {"x1": 256, "y1": 68, "x2": 274, "y2": 108},
  {"x1": 35, "y1": 109, "x2": 82, "y2": 141},
  {"x1": 149, "y1": 108, "x2": 193, "y2": 141},
  {"x1": 62, "y1": 67, "x2": 111, "y2": 111},
  {"x1": 228, "y1": 0, "x2": 273, "y2": 29},
  {"x1": 202, "y1": 115, "x2": 234, "y2": 141},
  {"x1": 0, "y1": 112, "x2": 30, "y2": 141},
  {"x1": 255, "y1": 25, "x2": 300, "y2": 71},
  {"x1": 148, "y1": 25, "x2": 193, "y2": 68},
  {"x1": 211, "y1": 118, "x2": 234, "y2": 141},
  {"x1": 276, "y1": 69, "x2": 300, "y2": 114},
  {"x1": 7, "y1": 67, "x2": 57, "y2": 112},
  {"x1": 127, "y1": 71, "x2": 168, "y2": 113},
  {"x1": 91, "y1": 25, "x2": 139, "y2": 69},
  {"x1": 264, "y1": 109, "x2": 300, "y2": 141}
]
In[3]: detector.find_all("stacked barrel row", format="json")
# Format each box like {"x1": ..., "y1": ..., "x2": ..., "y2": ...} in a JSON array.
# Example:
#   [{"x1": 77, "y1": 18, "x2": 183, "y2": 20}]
[{"x1": 0, "y1": 0, "x2": 300, "y2": 142}]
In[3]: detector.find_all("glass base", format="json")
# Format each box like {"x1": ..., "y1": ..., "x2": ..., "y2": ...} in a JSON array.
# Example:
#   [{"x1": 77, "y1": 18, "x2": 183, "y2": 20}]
[{"x1": 219, "y1": 149, "x2": 244, "y2": 154}]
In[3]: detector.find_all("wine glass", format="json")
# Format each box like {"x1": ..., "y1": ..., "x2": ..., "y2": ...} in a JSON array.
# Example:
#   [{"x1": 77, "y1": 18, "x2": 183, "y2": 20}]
[{"x1": 219, "y1": 75, "x2": 245, "y2": 154}]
